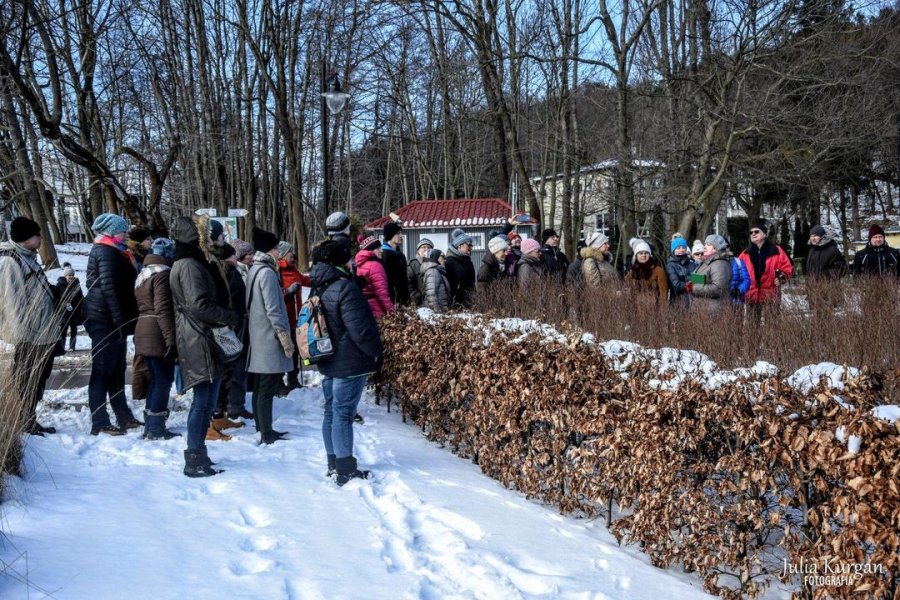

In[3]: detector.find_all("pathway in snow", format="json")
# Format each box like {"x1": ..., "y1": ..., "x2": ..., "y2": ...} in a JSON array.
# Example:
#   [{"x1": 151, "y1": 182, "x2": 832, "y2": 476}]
[{"x1": 1, "y1": 382, "x2": 715, "y2": 600}]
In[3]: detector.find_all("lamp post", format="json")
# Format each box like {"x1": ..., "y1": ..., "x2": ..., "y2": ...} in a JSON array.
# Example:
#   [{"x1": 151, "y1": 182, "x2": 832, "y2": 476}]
[{"x1": 321, "y1": 65, "x2": 350, "y2": 219}]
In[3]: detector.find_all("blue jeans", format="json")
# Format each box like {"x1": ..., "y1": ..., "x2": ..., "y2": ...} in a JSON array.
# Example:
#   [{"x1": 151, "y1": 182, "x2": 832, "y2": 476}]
[
  {"x1": 145, "y1": 357, "x2": 175, "y2": 414},
  {"x1": 321, "y1": 375, "x2": 367, "y2": 459},
  {"x1": 186, "y1": 378, "x2": 222, "y2": 450}
]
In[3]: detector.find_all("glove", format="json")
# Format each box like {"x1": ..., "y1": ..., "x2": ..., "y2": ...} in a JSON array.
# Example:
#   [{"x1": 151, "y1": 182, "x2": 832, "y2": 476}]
[
  {"x1": 223, "y1": 310, "x2": 240, "y2": 330},
  {"x1": 163, "y1": 345, "x2": 177, "y2": 363},
  {"x1": 277, "y1": 330, "x2": 295, "y2": 358},
  {"x1": 285, "y1": 282, "x2": 301, "y2": 296},
  {"x1": 684, "y1": 282, "x2": 694, "y2": 294}
]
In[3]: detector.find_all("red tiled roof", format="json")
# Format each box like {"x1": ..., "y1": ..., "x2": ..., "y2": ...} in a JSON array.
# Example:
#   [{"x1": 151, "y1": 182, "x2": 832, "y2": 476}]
[{"x1": 363, "y1": 198, "x2": 536, "y2": 230}]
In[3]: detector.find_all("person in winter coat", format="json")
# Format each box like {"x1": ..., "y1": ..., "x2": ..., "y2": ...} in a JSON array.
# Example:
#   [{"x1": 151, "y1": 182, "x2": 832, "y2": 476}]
[
  {"x1": 625, "y1": 238, "x2": 668, "y2": 305},
  {"x1": 309, "y1": 240, "x2": 384, "y2": 486},
  {"x1": 246, "y1": 228, "x2": 295, "y2": 445},
  {"x1": 355, "y1": 235, "x2": 394, "y2": 319},
  {"x1": 581, "y1": 232, "x2": 618, "y2": 290},
  {"x1": 516, "y1": 238, "x2": 544, "y2": 285},
  {"x1": 738, "y1": 222, "x2": 793, "y2": 310},
  {"x1": 665, "y1": 235, "x2": 695, "y2": 307},
  {"x1": 540, "y1": 229, "x2": 569, "y2": 283},
  {"x1": 277, "y1": 241, "x2": 310, "y2": 389},
  {"x1": 216, "y1": 244, "x2": 254, "y2": 421},
  {"x1": 133, "y1": 238, "x2": 180, "y2": 440},
  {"x1": 805, "y1": 225, "x2": 847, "y2": 280},
  {"x1": 0, "y1": 217, "x2": 62, "y2": 436},
  {"x1": 478, "y1": 236, "x2": 512, "y2": 286},
  {"x1": 421, "y1": 249, "x2": 451, "y2": 311},
  {"x1": 407, "y1": 238, "x2": 433, "y2": 306},
  {"x1": 381, "y1": 222, "x2": 410, "y2": 306},
  {"x1": 445, "y1": 229, "x2": 477, "y2": 308},
  {"x1": 57, "y1": 264, "x2": 85, "y2": 351},
  {"x1": 566, "y1": 239, "x2": 587, "y2": 288},
  {"x1": 726, "y1": 241, "x2": 751, "y2": 305},
  {"x1": 689, "y1": 235, "x2": 734, "y2": 312},
  {"x1": 169, "y1": 215, "x2": 240, "y2": 477},
  {"x1": 506, "y1": 231, "x2": 522, "y2": 275},
  {"x1": 231, "y1": 239, "x2": 254, "y2": 282},
  {"x1": 851, "y1": 224, "x2": 898, "y2": 278},
  {"x1": 83, "y1": 213, "x2": 141, "y2": 436}
]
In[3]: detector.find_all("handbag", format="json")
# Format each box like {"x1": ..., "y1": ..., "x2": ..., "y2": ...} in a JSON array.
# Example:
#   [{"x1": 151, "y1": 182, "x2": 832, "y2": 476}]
[{"x1": 176, "y1": 304, "x2": 243, "y2": 364}]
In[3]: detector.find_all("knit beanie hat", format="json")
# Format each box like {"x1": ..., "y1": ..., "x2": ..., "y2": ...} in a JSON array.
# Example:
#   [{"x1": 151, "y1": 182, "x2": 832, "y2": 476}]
[
  {"x1": 670, "y1": 236, "x2": 689, "y2": 254},
  {"x1": 230, "y1": 239, "x2": 253, "y2": 260},
  {"x1": 128, "y1": 227, "x2": 152, "y2": 244},
  {"x1": 451, "y1": 228, "x2": 474, "y2": 248},
  {"x1": 542, "y1": 228, "x2": 558, "y2": 243},
  {"x1": 521, "y1": 238, "x2": 541, "y2": 255},
  {"x1": 691, "y1": 240, "x2": 705, "y2": 255},
  {"x1": 209, "y1": 219, "x2": 225, "y2": 242},
  {"x1": 868, "y1": 224, "x2": 885, "y2": 240},
  {"x1": 325, "y1": 211, "x2": 351, "y2": 236},
  {"x1": 750, "y1": 221, "x2": 768, "y2": 235},
  {"x1": 383, "y1": 222, "x2": 403, "y2": 241},
  {"x1": 150, "y1": 237, "x2": 176, "y2": 259},
  {"x1": 629, "y1": 237, "x2": 652, "y2": 261},
  {"x1": 704, "y1": 234, "x2": 728, "y2": 252},
  {"x1": 276, "y1": 241, "x2": 294, "y2": 259},
  {"x1": 62, "y1": 265, "x2": 75, "y2": 277},
  {"x1": 417, "y1": 238, "x2": 434, "y2": 251},
  {"x1": 92, "y1": 213, "x2": 128, "y2": 236},
  {"x1": 221, "y1": 244, "x2": 236, "y2": 260},
  {"x1": 507, "y1": 231, "x2": 521, "y2": 242},
  {"x1": 488, "y1": 235, "x2": 510, "y2": 254},
  {"x1": 10, "y1": 217, "x2": 41, "y2": 242},
  {"x1": 360, "y1": 235, "x2": 381, "y2": 251},
  {"x1": 586, "y1": 231, "x2": 609, "y2": 249},
  {"x1": 427, "y1": 248, "x2": 444, "y2": 263},
  {"x1": 809, "y1": 225, "x2": 826, "y2": 237},
  {"x1": 252, "y1": 227, "x2": 279, "y2": 253}
]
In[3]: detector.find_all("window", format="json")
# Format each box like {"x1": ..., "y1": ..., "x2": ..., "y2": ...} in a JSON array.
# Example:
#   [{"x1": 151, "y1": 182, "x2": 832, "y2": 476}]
[{"x1": 470, "y1": 231, "x2": 486, "y2": 251}]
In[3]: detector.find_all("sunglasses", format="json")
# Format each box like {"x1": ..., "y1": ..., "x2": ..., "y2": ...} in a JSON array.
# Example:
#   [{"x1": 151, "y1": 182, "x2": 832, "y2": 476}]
[{"x1": 750, "y1": 229, "x2": 762, "y2": 234}]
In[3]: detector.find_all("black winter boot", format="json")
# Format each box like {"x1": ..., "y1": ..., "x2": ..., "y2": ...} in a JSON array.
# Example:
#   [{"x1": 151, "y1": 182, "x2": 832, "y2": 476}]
[
  {"x1": 335, "y1": 456, "x2": 370, "y2": 487},
  {"x1": 326, "y1": 454, "x2": 336, "y2": 477},
  {"x1": 143, "y1": 410, "x2": 181, "y2": 440},
  {"x1": 183, "y1": 450, "x2": 221, "y2": 478}
]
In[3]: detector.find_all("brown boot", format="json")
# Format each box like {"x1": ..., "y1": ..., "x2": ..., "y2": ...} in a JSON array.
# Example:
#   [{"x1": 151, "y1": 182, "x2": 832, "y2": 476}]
[
  {"x1": 212, "y1": 416, "x2": 244, "y2": 430},
  {"x1": 205, "y1": 426, "x2": 232, "y2": 441}
]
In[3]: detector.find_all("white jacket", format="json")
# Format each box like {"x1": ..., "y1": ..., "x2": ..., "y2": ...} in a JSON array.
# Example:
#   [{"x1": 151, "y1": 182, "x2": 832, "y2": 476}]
[{"x1": 0, "y1": 241, "x2": 60, "y2": 345}]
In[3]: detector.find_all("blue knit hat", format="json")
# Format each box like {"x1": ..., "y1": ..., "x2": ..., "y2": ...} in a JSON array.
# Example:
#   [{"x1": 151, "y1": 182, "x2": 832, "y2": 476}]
[
  {"x1": 670, "y1": 236, "x2": 689, "y2": 254},
  {"x1": 150, "y1": 238, "x2": 175, "y2": 259},
  {"x1": 451, "y1": 228, "x2": 474, "y2": 248},
  {"x1": 91, "y1": 213, "x2": 128, "y2": 235}
]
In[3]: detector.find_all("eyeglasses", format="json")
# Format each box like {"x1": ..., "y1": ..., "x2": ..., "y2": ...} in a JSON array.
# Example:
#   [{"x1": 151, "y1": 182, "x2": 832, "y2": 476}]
[
  {"x1": 750, "y1": 229, "x2": 762, "y2": 235},
  {"x1": 692, "y1": 252, "x2": 703, "y2": 257}
]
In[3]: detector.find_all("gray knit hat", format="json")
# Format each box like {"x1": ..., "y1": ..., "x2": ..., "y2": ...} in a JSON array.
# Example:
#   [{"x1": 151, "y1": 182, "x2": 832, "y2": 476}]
[{"x1": 325, "y1": 211, "x2": 351, "y2": 236}]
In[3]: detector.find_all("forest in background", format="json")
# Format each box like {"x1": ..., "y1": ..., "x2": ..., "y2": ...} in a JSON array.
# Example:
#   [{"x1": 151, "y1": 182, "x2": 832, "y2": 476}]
[{"x1": 1, "y1": 0, "x2": 898, "y2": 267}]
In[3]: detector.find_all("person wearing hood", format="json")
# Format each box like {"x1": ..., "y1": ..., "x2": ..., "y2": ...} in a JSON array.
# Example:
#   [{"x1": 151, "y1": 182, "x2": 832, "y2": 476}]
[
  {"x1": 805, "y1": 225, "x2": 847, "y2": 281},
  {"x1": 133, "y1": 238, "x2": 180, "y2": 440},
  {"x1": 355, "y1": 235, "x2": 394, "y2": 319},
  {"x1": 83, "y1": 213, "x2": 142, "y2": 436},
  {"x1": 850, "y1": 224, "x2": 898, "y2": 278},
  {"x1": 246, "y1": 228, "x2": 295, "y2": 445},
  {"x1": 381, "y1": 222, "x2": 410, "y2": 306},
  {"x1": 309, "y1": 240, "x2": 383, "y2": 486},
  {"x1": 665, "y1": 235, "x2": 696, "y2": 307},
  {"x1": 477, "y1": 235, "x2": 512, "y2": 286},
  {"x1": 421, "y1": 249, "x2": 451, "y2": 311},
  {"x1": 580, "y1": 232, "x2": 618, "y2": 289},
  {"x1": 57, "y1": 263, "x2": 85, "y2": 352},
  {"x1": 407, "y1": 238, "x2": 433, "y2": 306},
  {"x1": 625, "y1": 238, "x2": 668, "y2": 305},
  {"x1": 169, "y1": 215, "x2": 240, "y2": 476},
  {"x1": 539, "y1": 229, "x2": 569, "y2": 283},
  {"x1": 688, "y1": 234, "x2": 734, "y2": 312},
  {"x1": 445, "y1": 228, "x2": 476, "y2": 308},
  {"x1": 0, "y1": 217, "x2": 62, "y2": 436}
]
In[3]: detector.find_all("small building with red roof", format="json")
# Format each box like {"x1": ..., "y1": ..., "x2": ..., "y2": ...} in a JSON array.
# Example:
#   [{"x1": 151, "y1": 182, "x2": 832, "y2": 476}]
[{"x1": 362, "y1": 198, "x2": 537, "y2": 264}]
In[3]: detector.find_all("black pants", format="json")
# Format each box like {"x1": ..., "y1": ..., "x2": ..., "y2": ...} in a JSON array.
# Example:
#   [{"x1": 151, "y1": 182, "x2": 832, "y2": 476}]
[
  {"x1": 85, "y1": 321, "x2": 135, "y2": 429},
  {"x1": 217, "y1": 351, "x2": 249, "y2": 417},
  {"x1": 251, "y1": 373, "x2": 282, "y2": 435},
  {"x1": 13, "y1": 343, "x2": 56, "y2": 425},
  {"x1": 67, "y1": 323, "x2": 78, "y2": 350}
]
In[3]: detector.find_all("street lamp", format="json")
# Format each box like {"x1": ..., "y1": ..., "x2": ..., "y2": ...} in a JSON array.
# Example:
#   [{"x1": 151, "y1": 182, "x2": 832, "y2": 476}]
[{"x1": 321, "y1": 68, "x2": 350, "y2": 219}]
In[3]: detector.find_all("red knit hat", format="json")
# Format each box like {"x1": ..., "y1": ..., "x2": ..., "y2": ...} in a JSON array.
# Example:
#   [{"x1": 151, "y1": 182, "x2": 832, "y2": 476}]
[
  {"x1": 507, "y1": 231, "x2": 521, "y2": 241},
  {"x1": 868, "y1": 224, "x2": 885, "y2": 240}
]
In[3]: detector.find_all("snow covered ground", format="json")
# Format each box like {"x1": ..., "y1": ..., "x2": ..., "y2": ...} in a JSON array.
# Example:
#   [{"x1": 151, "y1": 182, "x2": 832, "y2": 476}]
[{"x1": 1, "y1": 378, "x2": 716, "y2": 600}]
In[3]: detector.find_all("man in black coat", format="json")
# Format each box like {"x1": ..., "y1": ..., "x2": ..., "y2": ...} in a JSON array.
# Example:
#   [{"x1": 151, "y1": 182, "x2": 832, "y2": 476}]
[
  {"x1": 84, "y1": 213, "x2": 141, "y2": 436},
  {"x1": 805, "y1": 225, "x2": 846, "y2": 280},
  {"x1": 851, "y1": 224, "x2": 899, "y2": 278},
  {"x1": 540, "y1": 228, "x2": 569, "y2": 283},
  {"x1": 381, "y1": 222, "x2": 410, "y2": 306},
  {"x1": 444, "y1": 228, "x2": 477, "y2": 308},
  {"x1": 310, "y1": 240, "x2": 383, "y2": 486}
]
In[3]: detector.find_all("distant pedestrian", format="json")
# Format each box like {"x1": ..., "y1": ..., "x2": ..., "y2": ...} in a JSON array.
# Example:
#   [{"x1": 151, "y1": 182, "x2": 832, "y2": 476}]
[
  {"x1": 851, "y1": 224, "x2": 898, "y2": 278},
  {"x1": 581, "y1": 232, "x2": 618, "y2": 290},
  {"x1": 665, "y1": 235, "x2": 695, "y2": 307},
  {"x1": 407, "y1": 238, "x2": 433, "y2": 306},
  {"x1": 540, "y1": 229, "x2": 569, "y2": 283},
  {"x1": 738, "y1": 222, "x2": 793, "y2": 311},
  {"x1": 806, "y1": 225, "x2": 847, "y2": 280},
  {"x1": 625, "y1": 238, "x2": 668, "y2": 306},
  {"x1": 516, "y1": 238, "x2": 544, "y2": 285},
  {"x1": 356, "y1": 235, "x2": 394, "y2": 319},
  {"x1": 381, "y1": 222, "x2": 410, "y2": 306},
  {"x1": 57, "y1": 264, "x2": 85, "y2": 351},
  {"x1": 445, "y1": 229, "x2": 476, "y2": 308},
  {"x1": 421, "y1": 249, "x2": 450, "y2": 312},
  {"x1": 478, "y1": 235, "x2": 512, "y2": 286}
]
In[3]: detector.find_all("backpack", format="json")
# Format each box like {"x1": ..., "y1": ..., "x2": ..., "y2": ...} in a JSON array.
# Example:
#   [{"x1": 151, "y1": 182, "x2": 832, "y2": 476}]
[{"x1": 295, "y1": 283, "x2": 334, "y2": 366}]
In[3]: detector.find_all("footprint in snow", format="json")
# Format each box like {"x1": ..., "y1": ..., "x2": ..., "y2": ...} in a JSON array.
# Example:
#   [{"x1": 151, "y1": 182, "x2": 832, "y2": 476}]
[
  {"x1": 239, "y1": 506, "x2": 272, "y2": 528},
  {"x1": 240, "y1": 534, "x2": 279, "y2": 552},
  {"x1": 229, "y1": 555, "x2": 277, "y2": 576}
]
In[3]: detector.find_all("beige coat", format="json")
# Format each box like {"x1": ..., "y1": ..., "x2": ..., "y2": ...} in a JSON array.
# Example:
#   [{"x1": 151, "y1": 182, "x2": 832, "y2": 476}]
[{"x1": 0, "y1": 241, "x2": 60, "y2": 345}]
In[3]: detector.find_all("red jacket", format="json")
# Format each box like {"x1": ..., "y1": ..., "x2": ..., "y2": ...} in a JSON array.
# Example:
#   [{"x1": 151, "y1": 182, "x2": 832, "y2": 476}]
[
  {"x1": 279, "y1": 261, "x2": 311, "y2": 330},
  {"x1": 355, "y1": 250, "x2": 394, "y2": 319},
  {"x1": 739, "y1": 241, "x2": 793, "y2": 304}
]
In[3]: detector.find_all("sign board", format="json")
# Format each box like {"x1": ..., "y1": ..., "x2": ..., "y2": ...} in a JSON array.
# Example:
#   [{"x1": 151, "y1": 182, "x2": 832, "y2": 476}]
[
  {"x1": 228, "y1": 208, "x2": 248, "y2": 218},
  {"x1": 211, "y1": 217, "x2": 238, "y2": 242},
  {"x1": 195, "y1": 208, "x2": 217, "y2": 217}
]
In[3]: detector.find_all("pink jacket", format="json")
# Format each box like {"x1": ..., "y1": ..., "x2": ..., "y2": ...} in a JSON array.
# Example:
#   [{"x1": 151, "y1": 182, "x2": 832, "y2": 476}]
[{"x1": 355, "y1": 250, "x2": 394, "y2": 319}]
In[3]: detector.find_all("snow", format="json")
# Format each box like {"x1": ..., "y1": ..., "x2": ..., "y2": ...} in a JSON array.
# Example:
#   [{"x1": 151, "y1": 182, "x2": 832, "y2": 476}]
[{"x1": 1, "y1": 383, "x2": 714, "y2": 600}]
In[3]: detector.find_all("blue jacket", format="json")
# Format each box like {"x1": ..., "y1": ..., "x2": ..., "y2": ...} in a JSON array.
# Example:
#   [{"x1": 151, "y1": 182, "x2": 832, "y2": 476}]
[
  {"x1": 730, "y1": 257, "x2": 751, "y2": 303},
  {"x1": 309, "y1": 262, "x2": 383, "y2": 378}
]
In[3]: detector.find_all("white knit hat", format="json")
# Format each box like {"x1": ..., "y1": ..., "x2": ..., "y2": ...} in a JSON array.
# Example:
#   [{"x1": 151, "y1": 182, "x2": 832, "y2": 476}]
[
  {"x1": 629, "y1": 237, "x2": 652, "y2": 260},
  {"x1": 586, "y1": 231, "x2": 609, "y2": 249},
  {"x1": 488, "y1": 236, "x2": 510, "y2": 254}
]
